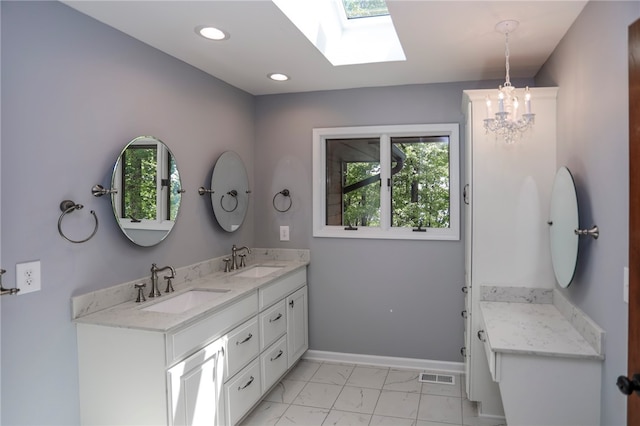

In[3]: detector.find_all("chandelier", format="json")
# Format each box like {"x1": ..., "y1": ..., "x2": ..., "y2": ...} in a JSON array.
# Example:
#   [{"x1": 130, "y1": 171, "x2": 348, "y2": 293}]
[{"x1": 484, "y1": 20, "x2": 535, "y2": 144}]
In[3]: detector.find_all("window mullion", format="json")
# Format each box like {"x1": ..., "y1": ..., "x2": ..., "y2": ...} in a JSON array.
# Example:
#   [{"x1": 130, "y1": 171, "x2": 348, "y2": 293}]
[{"x1": 380, "y1": 134, "x2": 391, "y2": 231}]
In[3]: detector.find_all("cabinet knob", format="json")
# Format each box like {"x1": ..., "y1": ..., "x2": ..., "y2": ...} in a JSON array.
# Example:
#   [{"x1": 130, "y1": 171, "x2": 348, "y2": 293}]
[
  {"x1": 460, "y1": 347, "x2": 466, "y2": 357},
  {"x1": 461, "y1": 310, "x2": 468, "y2": 319},
  {"x1": 289, "y1": 300, "x2": 294, "y2": 308},
  {"x1": 477, "y1": 330, "x2": 486, "y2": 342},
  {"x1": 461, "y1": 286, "x2": 468, "y2": 294}
]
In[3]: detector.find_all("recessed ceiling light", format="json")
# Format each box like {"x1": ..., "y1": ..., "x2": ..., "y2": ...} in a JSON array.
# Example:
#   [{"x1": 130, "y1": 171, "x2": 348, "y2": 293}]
[
  {"x1": 196, "y1": 26, "x2": 229, "y2": 41},
  {"x1": 268, "y1": 73, "x2": 290, "y2": 82}
]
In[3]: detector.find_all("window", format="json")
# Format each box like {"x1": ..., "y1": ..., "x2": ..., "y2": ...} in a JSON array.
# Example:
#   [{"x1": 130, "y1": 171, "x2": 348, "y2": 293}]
[{"x1": 313, "y1": 124, "x2": 460, "y2": 240}]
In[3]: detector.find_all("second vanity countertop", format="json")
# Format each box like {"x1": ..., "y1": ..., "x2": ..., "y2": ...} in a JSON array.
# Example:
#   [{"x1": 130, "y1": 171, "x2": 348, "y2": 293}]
[
  {"x1": 72, "y1": 249, "x2": 309, "y2": 333},
  {"x1": 478, "y1": 286, "x2": 604, "y2": 360}
]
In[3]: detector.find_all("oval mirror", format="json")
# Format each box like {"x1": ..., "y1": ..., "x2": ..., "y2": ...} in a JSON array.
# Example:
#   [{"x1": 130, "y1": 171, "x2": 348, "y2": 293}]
[
  {"x1": 110, "y1": 136, "x2": 182, "y2": 246},
  {"x1": 549, "y1": 166, "x2": 579, "y2": 288},
  {"x1": 209, "y1": 151, "x2": 249, "y2": 232}
]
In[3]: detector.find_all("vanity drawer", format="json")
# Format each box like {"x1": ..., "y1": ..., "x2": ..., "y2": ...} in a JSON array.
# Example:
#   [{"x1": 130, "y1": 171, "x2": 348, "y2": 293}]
[
  {"x1": 259, "y1": 268, "x2": 306, "y2": 310},
  {"x1": 259, "y1": 300, "x2": 287, "y2": 350},
  {"x1": 261, "y1": 335, "x2": 288, "y2": 393},
  {"x1": 225, "y1": 317, "x2": 260, "y2": 380},
  {"x1": 224, "y1": 358, "x2": 262, "y2": 426},
  {"x1": 167, "y1": 292, "x2": 258, "y2": 365}
]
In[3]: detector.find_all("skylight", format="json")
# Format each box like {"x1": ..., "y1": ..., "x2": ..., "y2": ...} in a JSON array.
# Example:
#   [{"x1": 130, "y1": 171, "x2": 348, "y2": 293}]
[
  {"x1": 273, "y1": 0, "x2": 405, "y2": 66},
  {"x1": 341, "y1": 0, "x2": 389, "y2": 19}
]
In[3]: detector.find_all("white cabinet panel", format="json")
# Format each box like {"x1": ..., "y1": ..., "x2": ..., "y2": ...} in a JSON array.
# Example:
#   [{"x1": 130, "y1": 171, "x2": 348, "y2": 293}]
[
  {"x1": 167, "y1": 338, "x2": 225, "y2": 426},
  {"x1": 224, "y1": 358, "x2": 262, "y2": 425},
  {"x1": 261, "y1": 335, "x2": 288, "y2": 393},
  {"x1": 224, "y1": 317, "x2": 260, "y2": 380},
  {"x1": 286, "y1": 286, "x2": 308, "y2": 367},
  {"x1": 259, "y1": 299, "x2": 287, "y2": 350}
]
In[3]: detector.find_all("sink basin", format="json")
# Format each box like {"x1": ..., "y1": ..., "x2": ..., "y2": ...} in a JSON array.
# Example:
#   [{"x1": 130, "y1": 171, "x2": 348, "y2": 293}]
[
  {"x1": 141, "y1": 289, "x2": 230, "y2": 314},
  {"x1": 233, "y1": 266, "x2": 283, "y2": 278}
]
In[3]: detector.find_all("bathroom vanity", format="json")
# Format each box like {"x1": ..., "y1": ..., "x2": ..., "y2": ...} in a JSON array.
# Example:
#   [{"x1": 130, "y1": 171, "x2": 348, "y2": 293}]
[
  {"x1": 72, "y1": 249, "x2": 309, "y2": 425},
  {"x1": 477, "y1": 286, "x2": 604, "y2": 425}
]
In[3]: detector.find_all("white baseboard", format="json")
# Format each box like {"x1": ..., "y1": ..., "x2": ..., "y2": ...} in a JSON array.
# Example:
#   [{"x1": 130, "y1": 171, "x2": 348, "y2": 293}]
[{"x1": 302, "y1": 350, "x2": 465, "y2": 374}]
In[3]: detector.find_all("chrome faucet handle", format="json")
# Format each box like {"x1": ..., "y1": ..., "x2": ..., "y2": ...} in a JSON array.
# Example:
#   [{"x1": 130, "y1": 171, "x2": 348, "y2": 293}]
[
  {"x1": 239, "y1": 254, "x2": 247, "y2": 268},
  {"x1": 164, "y1": 276, "x2": 174, "y2": 293},
  {"x1": 135, "y1": 283, "x2": 146, "y2": 303},
  {"x1": 223, "y1": 258, "x2": 231, "y2": 273}
]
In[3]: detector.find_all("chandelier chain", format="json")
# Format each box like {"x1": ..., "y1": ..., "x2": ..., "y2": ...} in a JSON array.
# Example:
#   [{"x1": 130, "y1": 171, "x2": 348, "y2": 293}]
[{"x1": 504, "y1": 31, "x2": 511, "y2": 87}]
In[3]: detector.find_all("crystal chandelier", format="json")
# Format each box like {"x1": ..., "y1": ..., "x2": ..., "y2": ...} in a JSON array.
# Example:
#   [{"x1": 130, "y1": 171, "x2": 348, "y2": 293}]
[{"x1": 484, "y1": 20, "x2": 535, "y2": 144}]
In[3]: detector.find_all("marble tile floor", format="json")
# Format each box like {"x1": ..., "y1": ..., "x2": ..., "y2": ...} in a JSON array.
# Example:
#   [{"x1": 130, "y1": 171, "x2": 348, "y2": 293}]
[{"x1": 239, "y1": 360, "x2": 507, "y2": 426}]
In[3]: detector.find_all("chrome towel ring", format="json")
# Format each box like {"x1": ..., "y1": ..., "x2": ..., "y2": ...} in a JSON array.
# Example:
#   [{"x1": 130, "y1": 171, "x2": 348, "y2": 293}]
[
  {"x1": 273, "y1": 189, "x2": 292, "y2": 212},
  {"x1": 58, "y1": 200, "x2": 99, "y2": 244}
]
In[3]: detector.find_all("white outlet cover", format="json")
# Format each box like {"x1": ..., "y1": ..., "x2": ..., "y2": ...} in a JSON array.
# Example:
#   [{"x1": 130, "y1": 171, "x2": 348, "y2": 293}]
[{"x1": 16, "y1": 260, "x2": 41, "y2": 295}]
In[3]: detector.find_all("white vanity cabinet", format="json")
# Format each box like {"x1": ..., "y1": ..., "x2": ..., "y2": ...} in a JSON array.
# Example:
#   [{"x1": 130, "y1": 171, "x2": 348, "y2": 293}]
[
  {"x1": 462, "y1": 88, "x2": 558, "y2": 417},
  {"x1": 76, "y1": 265, "x2": 309, "y2": 426}
]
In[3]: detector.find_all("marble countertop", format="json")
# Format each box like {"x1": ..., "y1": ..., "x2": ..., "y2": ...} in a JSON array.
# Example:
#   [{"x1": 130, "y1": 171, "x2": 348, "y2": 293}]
[
  {"x1": 72, "y1": 249, "x2": 309, "y2": 333},
  {"x1": 479, "y1": 300, "x2": 603, "y2": 360}
]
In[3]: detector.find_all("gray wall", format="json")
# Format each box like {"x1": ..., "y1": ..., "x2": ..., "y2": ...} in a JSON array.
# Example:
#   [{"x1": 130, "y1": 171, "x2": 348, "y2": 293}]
[
  {"x1": 536, "y1": 1, "x2": 640, "y2": 425},
  {"x1": 253, "y1": 80, "x2": 531, "y2": 361},
  {"x1": 1, "y1": 2, "x2": 255, "y2": 424}
]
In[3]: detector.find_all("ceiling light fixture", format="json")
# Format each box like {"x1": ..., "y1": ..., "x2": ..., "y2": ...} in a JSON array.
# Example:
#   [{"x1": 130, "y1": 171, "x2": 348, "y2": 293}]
[
  {"x1": 484, "y1": 20, "x2": 535, "y2": 144},
  {"x1": 268, "y1": 73, "x2": 290, "y2": 82},
  {"x1": 196, "y1": 26, "x2": 229, "y2": 41}
]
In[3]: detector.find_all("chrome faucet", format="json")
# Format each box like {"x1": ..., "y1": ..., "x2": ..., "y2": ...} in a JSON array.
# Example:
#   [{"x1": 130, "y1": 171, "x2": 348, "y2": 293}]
[
  {"x1": 149, "y1": 263, "x2": 176, "y2": 298},
  {"x1": 231, "y1": 244, "x2": 251, "y2": 270}
]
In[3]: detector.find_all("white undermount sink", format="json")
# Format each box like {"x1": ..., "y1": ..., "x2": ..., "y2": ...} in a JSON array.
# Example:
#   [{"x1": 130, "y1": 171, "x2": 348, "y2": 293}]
[
  {"x1": 141, "y1": 289, "x2": 230, "y2": 314},
  {"x1": 233, "y1": 265, "x2": 283, "y2": 278}
]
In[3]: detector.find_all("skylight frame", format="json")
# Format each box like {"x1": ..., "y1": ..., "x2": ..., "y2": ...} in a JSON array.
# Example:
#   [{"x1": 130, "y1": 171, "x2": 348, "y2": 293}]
[
  {"x1": 272, "y1": 0, "x2": 405, "y2": 66},
  {"x1": 340, "y1": 0, "x2": 390, "y2": 20}
]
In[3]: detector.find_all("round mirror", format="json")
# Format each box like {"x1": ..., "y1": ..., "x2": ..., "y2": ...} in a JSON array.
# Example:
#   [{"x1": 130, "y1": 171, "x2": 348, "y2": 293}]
[
  {"x1": 209, "y1": 151, "x2": 249, "y2": 232},
  {"x1": 110, "y1": 136, "x2": 182, "y2": 246},
  {"x1": 549, "y1": 166, "x2": 579, "y2": 288}
]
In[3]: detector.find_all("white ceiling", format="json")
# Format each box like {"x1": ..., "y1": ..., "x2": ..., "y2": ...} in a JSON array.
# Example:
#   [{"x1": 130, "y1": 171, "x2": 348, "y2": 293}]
[{"x1": 61, "y1": 1, "x2": 587, "y2": 96}]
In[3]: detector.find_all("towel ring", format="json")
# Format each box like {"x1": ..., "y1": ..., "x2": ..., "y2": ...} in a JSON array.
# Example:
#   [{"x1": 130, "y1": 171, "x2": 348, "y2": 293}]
[
  {"x1": 273, "y1": 189, "x2": 292, "y2": 212},
  {"x1": 58, "y1": 200, "x2": 99, "y2": 244},
  {"x1": 221, "y1": 190, "x2": 239, "y2": 212}
]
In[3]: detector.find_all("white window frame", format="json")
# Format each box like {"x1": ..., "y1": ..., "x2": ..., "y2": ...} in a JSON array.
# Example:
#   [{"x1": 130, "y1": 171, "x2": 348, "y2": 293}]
[{"x1": 312, "y1": 123, "x2": 460, "y2": 240}]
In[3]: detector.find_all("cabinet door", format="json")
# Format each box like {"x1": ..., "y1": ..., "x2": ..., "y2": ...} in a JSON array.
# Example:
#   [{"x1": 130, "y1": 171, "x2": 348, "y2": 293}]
[
  {"x1": 286, "y1": 286, "x2": 308, "y2": 367},
  {"x1": 167, "y1": 338, "x2": 225, "y2": 426}
]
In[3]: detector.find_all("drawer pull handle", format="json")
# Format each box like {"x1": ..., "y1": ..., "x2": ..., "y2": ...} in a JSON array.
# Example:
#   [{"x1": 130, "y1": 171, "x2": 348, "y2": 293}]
[
  {"x1": 477, "y1": 330, "x2": 486, "y2": 342},
  {"x1": 238, "y1": 376, "x2": 254, "y2": 390},
  {"x1": 236, "y1": 333, "x2": 253, "y2": 345},
  {"x1": 269, "y1": 313, "x2": 283, "y2": 322},
  {"x1": 270, "y1": 350, "x2": 284, "y2": 361}
]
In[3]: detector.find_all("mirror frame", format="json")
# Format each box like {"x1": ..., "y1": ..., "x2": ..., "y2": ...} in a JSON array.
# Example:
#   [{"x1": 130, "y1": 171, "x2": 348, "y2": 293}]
[
  {"x1": 549, "y1": 166, "x2": 579, "y2": 288},
  {"x1": 110, "y1": 136, "x2": 183, "y2": 246},
  {"x1": 209, "y1": 151, "x2": 250, "y2": 232}
]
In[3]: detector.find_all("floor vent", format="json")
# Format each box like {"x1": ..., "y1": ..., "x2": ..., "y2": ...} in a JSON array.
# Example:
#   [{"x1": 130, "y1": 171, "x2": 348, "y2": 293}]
[{"x1": 418, "y1": 373, "x2": 455, "y2": 385}]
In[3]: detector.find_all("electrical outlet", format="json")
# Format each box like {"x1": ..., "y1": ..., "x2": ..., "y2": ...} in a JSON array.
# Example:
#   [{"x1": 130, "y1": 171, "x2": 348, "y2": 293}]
[
  {"x1": 16, "y1": 261, "x2": 41, "y2": 295},
  {"x1": 280, "y1": 226, "x2": 290, "y2": 241}
]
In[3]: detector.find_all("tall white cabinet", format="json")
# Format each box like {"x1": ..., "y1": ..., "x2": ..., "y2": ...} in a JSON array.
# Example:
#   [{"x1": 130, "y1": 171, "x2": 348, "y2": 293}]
[{"x1": 462, "y1": 88, "x2": 558, "y2": 416}]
